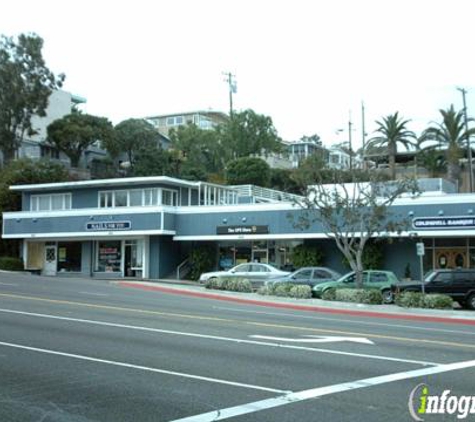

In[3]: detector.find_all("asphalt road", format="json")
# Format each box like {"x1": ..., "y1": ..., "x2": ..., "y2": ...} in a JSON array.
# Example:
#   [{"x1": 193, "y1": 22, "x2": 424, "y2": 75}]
[{"x1": 0, "y1": 272, "x2": 474, "y2": 422}]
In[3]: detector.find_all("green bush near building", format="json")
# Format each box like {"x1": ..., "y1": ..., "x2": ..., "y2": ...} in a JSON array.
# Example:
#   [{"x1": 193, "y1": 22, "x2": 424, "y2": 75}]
[
  {"x1": 395, "y1": 292, "x2": 454, "y2": 309},
  {"x1": 205, "y1": 277, "x2": 253, "y2": 293},
  {"x1": 257, "y1": 283, "x2": 312, "y2": 299},
  {"x1": 0, "y1": 257, "x2": 24, "y2": 271},
  {"x1": 333, "y1": 288, "x2": 383, "y2": 305},
  {"x1": 291, "y1": 245, "x2": 323, "y2": 268}
]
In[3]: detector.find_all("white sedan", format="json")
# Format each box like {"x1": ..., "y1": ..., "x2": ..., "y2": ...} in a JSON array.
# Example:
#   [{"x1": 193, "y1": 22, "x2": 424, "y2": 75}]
[{"x1": 199, "y1": 263, "x2": 290, "y2": 287}]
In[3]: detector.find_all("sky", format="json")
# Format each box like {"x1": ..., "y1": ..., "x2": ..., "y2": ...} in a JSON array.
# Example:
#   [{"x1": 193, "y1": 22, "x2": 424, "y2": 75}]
[{"x1": 2, "y1": 0, "x2": 475, "y2": 150}]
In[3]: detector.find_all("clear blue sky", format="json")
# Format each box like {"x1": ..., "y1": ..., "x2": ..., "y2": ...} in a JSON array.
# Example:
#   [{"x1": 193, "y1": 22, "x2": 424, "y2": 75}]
[{"x1": 2, "y1": 0, "x2": 474, "y2": 149}]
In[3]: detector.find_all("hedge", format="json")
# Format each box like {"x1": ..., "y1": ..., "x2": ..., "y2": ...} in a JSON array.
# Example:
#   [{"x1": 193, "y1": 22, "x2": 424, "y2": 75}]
[
  {"x1": 0, "y1": 257, "x2": 24, "y2": 271},
  {"x1": 257, "y1": 283, "x2": 312, "y2": 299},
  {"x1": 333, "y1": 288, "x2": 383, "y2": 305},
  {"x1": 205, "y1": 277, "x2": 253, "y2": 293},
  {"x1": 395, "y1": 292, "x2": 454, "y2": 309}
]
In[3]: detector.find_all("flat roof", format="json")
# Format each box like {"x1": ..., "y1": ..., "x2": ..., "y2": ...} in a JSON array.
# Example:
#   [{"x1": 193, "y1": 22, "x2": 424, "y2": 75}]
[{"x1": 9, "y1": 176, "x2": 212, "y2": 192}]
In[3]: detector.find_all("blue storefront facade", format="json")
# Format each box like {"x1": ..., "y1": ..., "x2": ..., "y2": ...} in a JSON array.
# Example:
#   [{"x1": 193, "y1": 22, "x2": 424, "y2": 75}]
[{"x1": 3, "y1": 176, "x2": 475, "y2": 280}]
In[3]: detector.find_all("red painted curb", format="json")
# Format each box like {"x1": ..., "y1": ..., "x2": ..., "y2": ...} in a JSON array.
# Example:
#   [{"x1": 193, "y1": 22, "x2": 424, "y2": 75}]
[{"x1": 118, "y1": 282, "x2": 475, "y2": 326}]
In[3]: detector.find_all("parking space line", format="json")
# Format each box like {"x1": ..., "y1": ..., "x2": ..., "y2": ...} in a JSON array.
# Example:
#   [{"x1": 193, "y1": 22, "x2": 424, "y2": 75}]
[
  {"x1": 0, "y1": 308, "x2": 440, "y2": 366},
  {"x1": 0, "y1": 341, "x2": 289, "y2": 394},
  {"x1": 171, "y1": 358, "x2": 475, "y2": 421}
]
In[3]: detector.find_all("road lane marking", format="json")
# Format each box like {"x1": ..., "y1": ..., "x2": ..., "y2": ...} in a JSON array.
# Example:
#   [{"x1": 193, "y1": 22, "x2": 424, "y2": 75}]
[
  {"x1": 1, "y1": 293, "x2": 474, "y2": 350},
  {"x1": 78, "y1": 292, "x2": 110, "y2": 297},
  {"x1": 171, "y1": 358, "x2": 475, "y2": 421},
  {"x1": 0, "y1": 340, "x2": 289, "y2": 394},
  {"x1": 250, "y1": 335, "x2": 374, "y2": 345},
  {"x1": 213, "y1": 306, "x2": 475, "y2": 336},
  {"x1": 0, "y1": 308, "x2": 438, "y2": 366},
  {"x1": 0, "y1": 283, "x2": 18, "y2": 286}
]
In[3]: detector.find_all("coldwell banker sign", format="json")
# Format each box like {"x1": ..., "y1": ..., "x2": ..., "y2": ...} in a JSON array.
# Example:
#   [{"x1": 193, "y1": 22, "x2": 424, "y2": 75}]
[
  {"x1": 412, "y1": 217, "x2": 475, "y2": 230},
  {"x1": 86, "y1": 221, "x2": 132, "y2": 231}
]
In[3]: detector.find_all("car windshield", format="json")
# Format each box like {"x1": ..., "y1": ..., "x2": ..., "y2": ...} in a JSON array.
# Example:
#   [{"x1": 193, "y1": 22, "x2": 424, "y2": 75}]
[{"x1": 424, "y1": 270, "x2": 437, "y2": 282}]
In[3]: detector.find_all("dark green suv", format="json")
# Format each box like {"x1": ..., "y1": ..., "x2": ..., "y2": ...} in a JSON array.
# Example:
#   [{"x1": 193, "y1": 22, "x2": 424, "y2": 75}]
[{"x1": 391, "y1": 269, "x2": 475, "y2": 309}]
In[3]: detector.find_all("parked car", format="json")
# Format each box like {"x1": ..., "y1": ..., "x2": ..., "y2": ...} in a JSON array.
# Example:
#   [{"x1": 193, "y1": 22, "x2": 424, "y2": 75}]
[
  {"x1": 199, "y1": 262, "x2": 290, "y2": 288},
  {"x1": 266, "y1": 267, "x2": 341, "y2": 288},
  {"x1": 312, "y1": 270, "x2": 399, "y2": 303},
  {"x1": 391, "y1": 268, "x2": 475, "y2": 309}
]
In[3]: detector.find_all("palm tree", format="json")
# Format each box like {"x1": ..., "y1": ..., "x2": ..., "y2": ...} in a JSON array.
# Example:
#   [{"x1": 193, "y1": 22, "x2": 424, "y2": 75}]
[
  {"x1": 419, "y1": 105, "x2": 475, "y2": 184},
  {"x1": 367, "y1": 112, "x2": 415, "y2": 180}
]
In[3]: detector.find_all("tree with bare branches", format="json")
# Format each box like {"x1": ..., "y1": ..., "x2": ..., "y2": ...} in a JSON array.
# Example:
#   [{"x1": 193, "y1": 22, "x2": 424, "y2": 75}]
[{"x1": 292, "y1": 172, "x2": 419, "y2": 287}]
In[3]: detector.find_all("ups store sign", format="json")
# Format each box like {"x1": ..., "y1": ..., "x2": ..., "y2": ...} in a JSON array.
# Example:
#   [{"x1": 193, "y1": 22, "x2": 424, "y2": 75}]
[{"x1": 216, "y1": 225, "x2": 269, "y2": 235}]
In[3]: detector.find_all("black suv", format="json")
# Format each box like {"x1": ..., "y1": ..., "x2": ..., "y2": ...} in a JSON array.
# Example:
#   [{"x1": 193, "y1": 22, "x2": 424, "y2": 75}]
[{"x1": 391, "y1": 269, "x2": 475, "y2": 309}]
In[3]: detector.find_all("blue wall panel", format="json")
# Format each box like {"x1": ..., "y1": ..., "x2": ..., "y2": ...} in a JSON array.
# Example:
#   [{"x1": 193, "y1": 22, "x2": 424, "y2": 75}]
[{"x1": 5, "y1": 213, "x2": 162, "y2": 235}]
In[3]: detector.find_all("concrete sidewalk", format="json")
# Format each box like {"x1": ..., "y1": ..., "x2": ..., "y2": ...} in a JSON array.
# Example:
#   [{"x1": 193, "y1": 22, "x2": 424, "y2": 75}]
[{"x1": 115, "y1": 279, "x2": 475, "y2": 326}]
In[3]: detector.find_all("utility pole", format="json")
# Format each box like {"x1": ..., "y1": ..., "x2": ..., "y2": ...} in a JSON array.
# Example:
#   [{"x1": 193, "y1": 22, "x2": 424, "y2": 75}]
[
  {"x1": 458, "y1": 87, "x2": 473, "y2": 192},
  {"x1": 361, "y1": 102, "x2": 366, "y2": 170},
  {"x1": 223, "y1": 72, "x2": 237, "y2": 118},
  {"x1": 348, "y1": 111, "x2": 353, "y2": 171}
]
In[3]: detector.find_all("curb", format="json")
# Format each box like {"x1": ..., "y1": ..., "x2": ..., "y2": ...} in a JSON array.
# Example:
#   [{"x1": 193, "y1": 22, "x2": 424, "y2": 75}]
[{"x1": 118, "y1": 282, "x2": 475, "y2": 327}]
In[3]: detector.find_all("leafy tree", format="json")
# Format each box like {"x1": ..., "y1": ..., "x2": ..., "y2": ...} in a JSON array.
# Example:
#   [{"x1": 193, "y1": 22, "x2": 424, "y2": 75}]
[
  {"x1": 269, "y1": 168, "x2": 302, "y2": 194},
  {"x1": 419, "y1": 105, "x2": 475, "y2": 184},
  {"x1": 132, "y1": 146, "x2": 180, "y2": 178},
  {"x1": 416, "y1": 148, "x2": 446, "y2": 178},
  {"x1": 46, "y1": 112, "x2": 114, "y2": 167},
  {"x1": 299, "y1": 134, "x2": 322, "y2": 145},
  {"x1": 291, "y1": 154, "x2": 328, "y2": 190},
  {"x1": 103, "y1": 119, "x2": 160, "y2": 170},
  {"x1": 0, "y1": 158, "x2": 69, "y2": 256},
  {"x1": 291, "y1": 171, "x2": 419, "y2": 287},
  {"x1": 291, "y1": 244, "x2": 323, "y2": 268},
  {"x1": 217, "y1": 109, "x2": 282, "y2": 160},
  {"x1": 0, "y1": 33, "x2": 64, "y2": 163},
  {"x1": 226, "y1": 157, "x2": 271, "y2": 186},
  {"x1": 169, "y1": 123, "x2": 223, "y2": 180},
  {"x1": 366, "y1": 112, "x2": 415, "y2": 180}
]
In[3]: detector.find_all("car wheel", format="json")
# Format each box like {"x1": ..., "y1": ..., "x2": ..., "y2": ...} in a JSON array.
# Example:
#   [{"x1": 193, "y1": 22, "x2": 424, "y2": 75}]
[
  {"x1": 382, "y1": 289, "x2": 393, "y2": 304},
  {"x1": 466, "y1": 293, "x2": 475, "y2": 310}
]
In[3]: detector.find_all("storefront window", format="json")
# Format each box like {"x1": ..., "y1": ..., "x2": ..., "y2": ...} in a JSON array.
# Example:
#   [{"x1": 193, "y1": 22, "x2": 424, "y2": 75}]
[
  {"x1": 218, "y1": 247, "x2": 234, "y2": 270},
  {"x1": 95, "y1": 241, "x2": 121, "y2": 272},
  {"x1": 57, "y1": 242, "x2": 82, "y2": 272},
  {"x1": 129, "y1": 190, "x2": 142, "y2": 206}
]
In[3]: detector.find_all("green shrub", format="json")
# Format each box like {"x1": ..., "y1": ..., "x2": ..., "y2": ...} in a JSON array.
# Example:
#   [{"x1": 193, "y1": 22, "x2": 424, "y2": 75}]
[
  {"x1": 289, "y1": 285, "x2": 312, "y2": 299},
  {"x1": 395, "y1": 291, "x2": 425, "y2": 308},
  {"x1": 273, "y1": 283, "x2": 295, "y2": 297},
  {"x1": 204, "y1": 277, "x2": 220, "y2": 290},
  {"x1": 334, "y1": 288, "x2": 383, "y2": 305},
  {"x1": 321, "y1": 288, "x2": 336, "y2": 301},
  {"x1": 395, "y1": 292, "x2": 454, "y2": 309},
  {"x1": 257, "y1": 285, "x2": 273, "y2": 296},
  {"x1": 189, "y1": 246, "x2": 215, "y2": 281},
  {"x1": 257, "y1": 283, "x2": 312, "y2": 299},
  {"x1": 292, "y1": 245, "x2": 323, "y2": 268},
  {"x1": 0, "y1": 257, "x2": 24, "y2": 271},
  {"x1": 205, "y1": 277, "x2": 252, "y2": 293},
  {"x1": 423, "y1": 294, "x2": 454, "y2": 309}
]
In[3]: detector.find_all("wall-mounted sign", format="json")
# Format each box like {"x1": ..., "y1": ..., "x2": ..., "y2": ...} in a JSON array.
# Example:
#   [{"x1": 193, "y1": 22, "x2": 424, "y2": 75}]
[
  {"x1": 412, "y1": 217, "x2": 475, "y2": 230},
  {"x1": 216, "y1": 225, "x2": 269, "y2": 235},
  {"x1": 86, "y1": 221, "x2": 131, "y2": 231}
]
